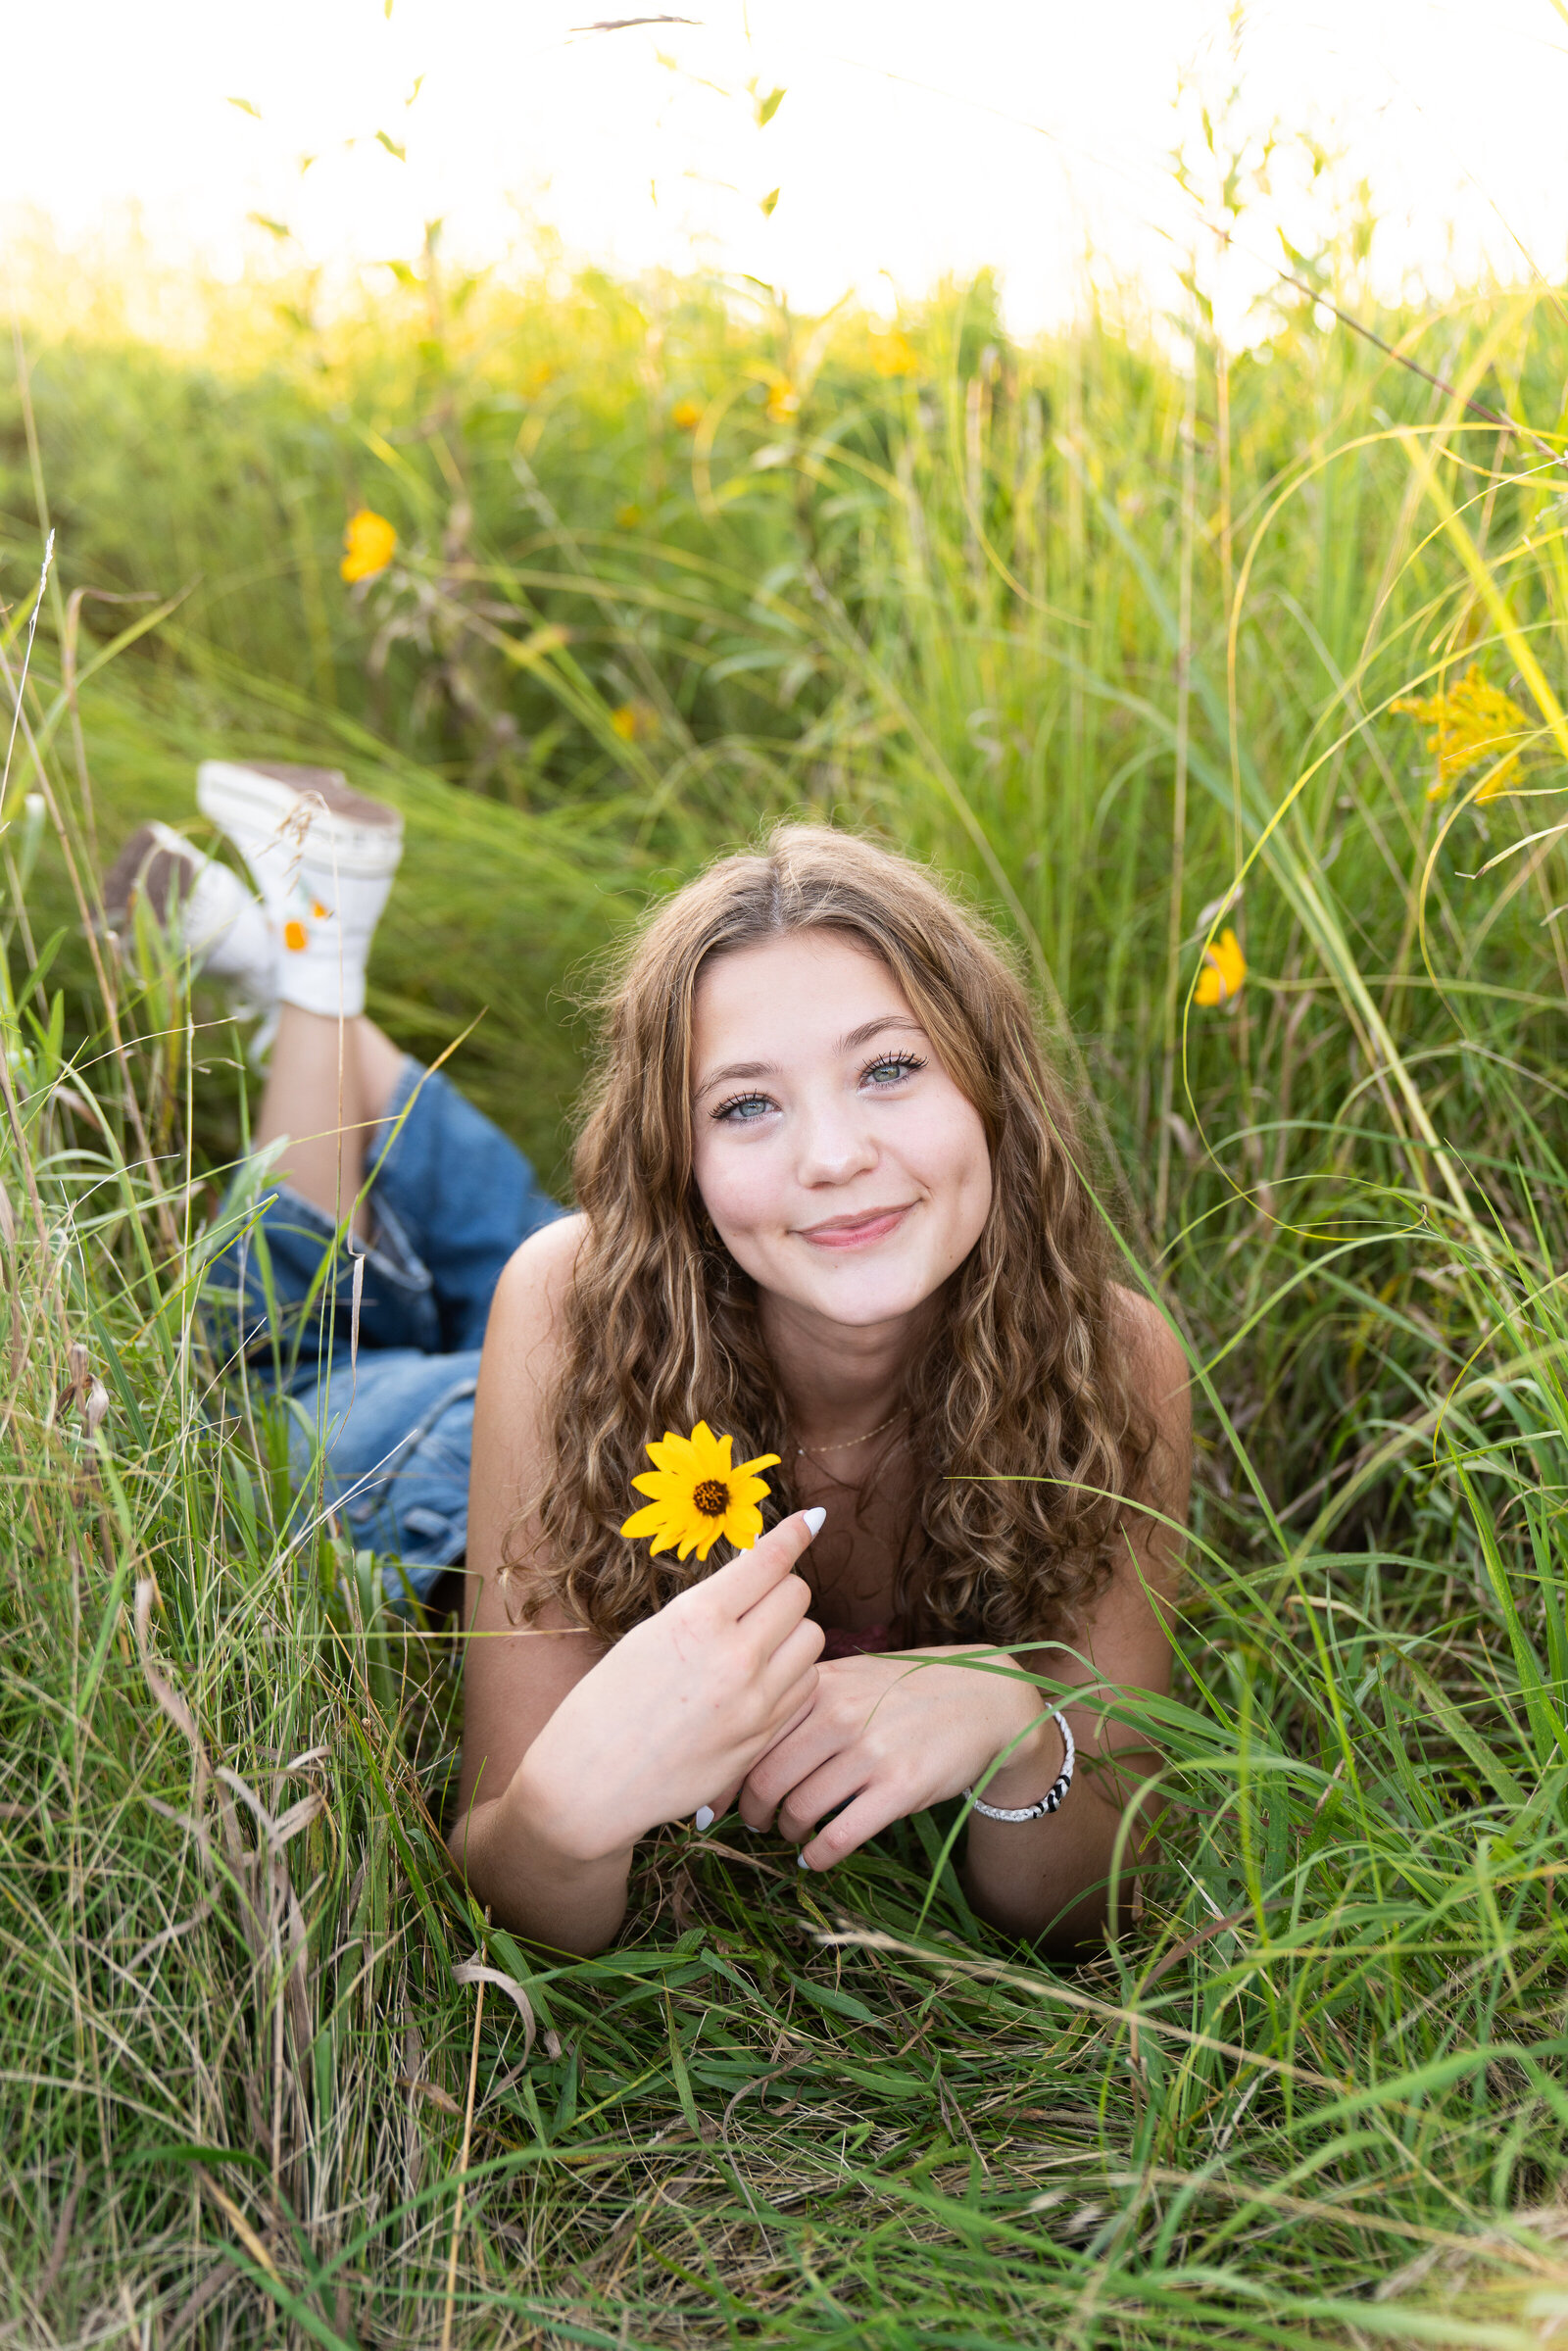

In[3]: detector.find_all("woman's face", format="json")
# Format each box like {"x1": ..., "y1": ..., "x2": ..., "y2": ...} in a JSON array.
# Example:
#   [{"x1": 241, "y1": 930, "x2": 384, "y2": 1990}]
[{"x1": 689, "y1": 931, "x2": 993, "y2": 1333}]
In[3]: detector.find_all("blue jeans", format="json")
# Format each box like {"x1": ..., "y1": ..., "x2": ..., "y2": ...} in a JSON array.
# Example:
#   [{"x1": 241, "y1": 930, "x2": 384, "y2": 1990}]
[{"x1": 205, "y1": 1056, "x2": 564, "y2": 1604}]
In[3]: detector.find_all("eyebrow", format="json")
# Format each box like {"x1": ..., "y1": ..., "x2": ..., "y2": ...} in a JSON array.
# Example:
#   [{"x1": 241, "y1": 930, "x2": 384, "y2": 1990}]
[{"x1": 693, "y1": 1015, "x2": 926, "y2": 1101}]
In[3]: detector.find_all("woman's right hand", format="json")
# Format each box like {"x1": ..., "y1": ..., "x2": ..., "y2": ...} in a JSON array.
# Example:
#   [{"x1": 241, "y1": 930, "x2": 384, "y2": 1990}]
[{"x1": 504, "y1": 1510, "x2": 826, "y2": 1863}]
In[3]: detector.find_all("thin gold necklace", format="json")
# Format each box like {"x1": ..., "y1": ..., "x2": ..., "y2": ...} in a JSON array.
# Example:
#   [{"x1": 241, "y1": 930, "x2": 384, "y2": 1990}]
[{"x1": 793, "y1": 1406, "x2": 906, "y2": 1458}]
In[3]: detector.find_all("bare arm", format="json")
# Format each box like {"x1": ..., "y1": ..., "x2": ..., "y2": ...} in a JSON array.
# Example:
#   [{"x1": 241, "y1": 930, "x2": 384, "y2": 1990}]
[
  {"x1": 450, "y1": 1219, "x2": 824, "y2": 1956},
  {"x1": 738, "y1": 1288, "x2": 1191, "y2": 1951},
  {"x1": 450, "y1": 1216, "x2": 628, "y2": 1954},
  {"x1": 961, "y1": 1289, "x2": 1190, "y2": 1947}
]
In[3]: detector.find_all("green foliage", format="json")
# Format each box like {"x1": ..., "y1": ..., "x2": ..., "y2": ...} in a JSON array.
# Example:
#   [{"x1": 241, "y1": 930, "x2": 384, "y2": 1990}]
[{"x1": 6, "y1": 256, "x2": 1568, "y2": 2341}]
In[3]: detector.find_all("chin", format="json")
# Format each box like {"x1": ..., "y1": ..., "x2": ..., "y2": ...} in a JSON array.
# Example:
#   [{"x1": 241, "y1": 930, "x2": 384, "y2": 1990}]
[{"x1": 789, "y1": 1261, "x2": 946, "y2": 1328}]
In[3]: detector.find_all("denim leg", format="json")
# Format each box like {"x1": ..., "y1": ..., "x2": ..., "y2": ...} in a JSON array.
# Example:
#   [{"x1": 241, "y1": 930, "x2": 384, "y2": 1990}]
[
  {"x1": 202, "y1": 1151, "x2": 442, "y2": 1379},
  {"x1": 283, "y1": 1347, "x2": 483, "y2": 1603},
  {"x1": 202, "y1": 1057, "x2": 564, "y2": 1605},
  {"x1": 365, "y1": 1057, "x2": 565, "y2": 1352},
  {"x1": 203, "y1": 1056, "x2": 563, "y2": 1374}
]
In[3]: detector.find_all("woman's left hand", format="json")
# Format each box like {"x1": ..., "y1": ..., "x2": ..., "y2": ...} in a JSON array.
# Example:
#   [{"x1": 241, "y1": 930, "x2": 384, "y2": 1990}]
[{"x1": 735, "y1": 1647, "x2": 1052, "y2": 1869}]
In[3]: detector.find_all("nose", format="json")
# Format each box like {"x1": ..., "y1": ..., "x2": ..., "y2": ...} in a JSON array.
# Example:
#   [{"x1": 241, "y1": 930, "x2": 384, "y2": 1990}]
[{"x1": 793, "y1": 1093, "x2": 878, "y2": 1188}]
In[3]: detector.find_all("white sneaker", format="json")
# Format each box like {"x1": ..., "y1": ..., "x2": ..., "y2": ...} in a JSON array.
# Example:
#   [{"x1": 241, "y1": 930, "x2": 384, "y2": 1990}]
[
  {"x1": 100, "y1": 822, "x2": 277, "y2": 1010},
  {"x1": 195, "y1": 759, "x2": 403, "y2": 1020}
]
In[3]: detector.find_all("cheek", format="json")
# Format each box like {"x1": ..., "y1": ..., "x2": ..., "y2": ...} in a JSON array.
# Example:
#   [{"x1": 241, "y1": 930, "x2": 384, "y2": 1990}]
[
  {"x1": 923, "y1": 1100, "x2": 993, "y2": 1240},
  {"x1": 691, "y1": 1134, "x2": 772, "y2": 1240}
]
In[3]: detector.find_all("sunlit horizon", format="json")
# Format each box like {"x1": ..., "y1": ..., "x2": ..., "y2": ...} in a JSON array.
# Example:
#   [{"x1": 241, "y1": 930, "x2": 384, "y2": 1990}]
[{"x1": 7, "y1": 0, "x2": 1568, "y2": 342}]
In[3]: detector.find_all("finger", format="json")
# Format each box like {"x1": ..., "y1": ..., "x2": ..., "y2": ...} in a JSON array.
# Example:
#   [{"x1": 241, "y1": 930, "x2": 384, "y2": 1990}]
[
  {"x1": 737, "y1": 1565, "x2": 815, "y2": 1661},
  {"x1": 760, "y1": 1671, "x2": 820, "y2": 1760},
  {"x1": 739, "y1": 1703, "x2": 840, "y2": 1826},
  {"x1": 698, "y1": 1777, "x2": 746, "y2": 1824},
  {"x1": 798, "y1": 1787, "x2": 906, "y2": 1873},
  {"x1": 710, "y1": 1508, "x2": 826, "y2": 1622},
  {"x1": 775, "y1": 1757, "x2": 869, "y2": 1847},
  {"x1": 735, "y1": 1777, "x2": 776, "y2": 1834},
  {"x1": 691, "y1": 1663, "x2": 816, "y2": 1834},
  {"x1": 760, "y1": 1614, "x2": 824, "y2": 1696}
]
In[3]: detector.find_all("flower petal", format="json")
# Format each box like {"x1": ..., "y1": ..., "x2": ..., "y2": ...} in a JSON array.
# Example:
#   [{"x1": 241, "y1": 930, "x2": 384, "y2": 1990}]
[
  {"x1": 646, "y1": 1433, "x2": 697, "y2": 1474},
  {"x1": 621, "y1": 1502, "x2": 673, "y2": 1538},
  {"x1": 632, "y1": 1469, "x2": 687, "y2": 1501},
  {"x1": 734, "y1": 1452, "x2": 782, "y2": 1477},
  {"x1": 689, "y1": 1422, "x2": 731, "y2": 1476}
]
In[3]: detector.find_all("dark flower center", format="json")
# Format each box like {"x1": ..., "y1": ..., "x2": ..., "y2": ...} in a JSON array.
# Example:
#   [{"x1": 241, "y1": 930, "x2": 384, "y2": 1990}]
[{"x1": 693, "y1": 1478, "x2": 730, "y2": 1518}]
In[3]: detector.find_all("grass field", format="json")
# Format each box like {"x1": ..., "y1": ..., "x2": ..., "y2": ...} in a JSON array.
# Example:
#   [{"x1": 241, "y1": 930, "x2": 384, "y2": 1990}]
[{"x1": 7, "y1": 242, "x2": 1568, "y2": 2345}]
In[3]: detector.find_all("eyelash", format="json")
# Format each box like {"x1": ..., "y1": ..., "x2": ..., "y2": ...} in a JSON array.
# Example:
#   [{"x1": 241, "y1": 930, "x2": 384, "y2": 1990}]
[
  {"x1": 710, "y1": 1051, "x2": 926, "y2": 1124},
  {"x1": 864, "y1": 1050, "x2": 925, "y2": 1087}
]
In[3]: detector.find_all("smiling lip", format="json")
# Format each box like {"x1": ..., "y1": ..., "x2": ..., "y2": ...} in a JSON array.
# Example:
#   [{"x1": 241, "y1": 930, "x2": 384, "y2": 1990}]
[{"x1": 798, "y1": 1204, "x2": 913, "y2": 1250}]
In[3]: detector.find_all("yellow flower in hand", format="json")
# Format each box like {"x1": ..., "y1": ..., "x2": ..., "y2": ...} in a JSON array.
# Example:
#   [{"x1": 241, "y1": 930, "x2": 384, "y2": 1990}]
[
  {"x1": 341, "y1": 509, "x2": 397, "y2": 583},
  {"x1": 621, "y1": 1421, "x2": 781, "y2": 1563},
  {"x1": 1195, "y1": 927, "x2": 1247, "y2": 1008}
]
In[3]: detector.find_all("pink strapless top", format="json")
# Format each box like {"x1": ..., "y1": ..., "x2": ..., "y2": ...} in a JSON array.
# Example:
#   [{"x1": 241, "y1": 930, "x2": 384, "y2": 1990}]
[{"x1": 818, "y1": 1620, "x2": 900, "y2": 1660}]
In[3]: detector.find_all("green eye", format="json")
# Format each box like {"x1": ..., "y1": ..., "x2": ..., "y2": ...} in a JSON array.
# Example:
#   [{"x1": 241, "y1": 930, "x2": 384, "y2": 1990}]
[{"x1": 864, "y1": 1053, "x2": 924, "y2": 1087}]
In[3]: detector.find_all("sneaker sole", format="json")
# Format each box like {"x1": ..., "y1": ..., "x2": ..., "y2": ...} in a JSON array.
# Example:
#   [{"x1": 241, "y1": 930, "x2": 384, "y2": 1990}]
[
  {"x1": 196, "y1": 759, "x2": 404, "y2": 880},
  {"x1": 101, "y1": 821, "x2": 197, "y2": 930}
]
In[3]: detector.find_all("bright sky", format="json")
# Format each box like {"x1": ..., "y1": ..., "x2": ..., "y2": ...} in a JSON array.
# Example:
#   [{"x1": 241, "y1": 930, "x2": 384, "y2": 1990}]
[{"x1": 4, "y1": 0, "x2": 1568, "y2": 335}]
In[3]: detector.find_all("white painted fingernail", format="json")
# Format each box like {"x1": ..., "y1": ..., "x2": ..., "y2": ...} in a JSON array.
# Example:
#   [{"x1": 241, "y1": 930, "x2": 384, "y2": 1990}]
[
  {"x1": 694, "y1": 1805, "x2": 715, "y2": 1832},
  {"x1": 803, "y1": 1506, "x2": 826, "y2": 1536},
  {"x1": 797, "y1": 1852, "x2": 810, "y2": 1871}
]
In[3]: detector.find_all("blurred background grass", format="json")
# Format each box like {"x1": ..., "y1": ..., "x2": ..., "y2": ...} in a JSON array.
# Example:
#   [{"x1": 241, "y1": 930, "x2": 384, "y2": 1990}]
[{"x1": 8, "y1": 227, "x2": 1568, "y2": 2343}]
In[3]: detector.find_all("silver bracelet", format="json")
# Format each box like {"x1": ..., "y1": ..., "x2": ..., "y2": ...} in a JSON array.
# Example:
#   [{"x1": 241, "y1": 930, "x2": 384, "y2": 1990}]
[{"x1": 963, "y1": 1709, "x2": 1075, "y2": 1822}]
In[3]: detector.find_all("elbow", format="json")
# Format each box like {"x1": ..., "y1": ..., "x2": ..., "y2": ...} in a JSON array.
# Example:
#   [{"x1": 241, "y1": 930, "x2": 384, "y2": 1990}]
[
  {"x1": 965, "y1": 1865, "x2": 1136, "y2": 1957},
  {"x1": 445, "y1": 1799, "x2": 512, "y2": 1927},
  {"x1": 1031, "y1": 1871, "x2": 1143, "y2": 1961},
  {"x1": 445, "y1": 1800, "x2": 485, "y2": 1884},
  {"x1": 445, "y1": 1798, "x2": 629, "y2": 1961},
  {"x1": 1032, "y1": 1904, "x2": 1112, "y2": 1963}
]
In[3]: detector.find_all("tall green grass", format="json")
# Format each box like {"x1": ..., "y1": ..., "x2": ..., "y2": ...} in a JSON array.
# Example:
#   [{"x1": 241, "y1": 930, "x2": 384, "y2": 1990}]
[{"x1": 6, "y1": 251, "x2": 1568, "y2": 2343}]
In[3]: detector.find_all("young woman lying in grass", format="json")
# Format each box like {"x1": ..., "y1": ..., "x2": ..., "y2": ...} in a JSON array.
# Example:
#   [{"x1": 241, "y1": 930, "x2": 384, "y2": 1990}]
[
  {"x1": 105, "y1": 786, "x2": 1186, "y2": 1959},
  {"x1": 455, "y1": 826, "x2": 1189, "y2": 1957}
]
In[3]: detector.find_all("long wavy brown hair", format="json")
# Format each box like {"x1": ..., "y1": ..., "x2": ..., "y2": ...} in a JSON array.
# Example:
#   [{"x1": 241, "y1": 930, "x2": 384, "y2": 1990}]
[{"x1": 518, "y1": 822, "x2": 1152, "y2": 1646}]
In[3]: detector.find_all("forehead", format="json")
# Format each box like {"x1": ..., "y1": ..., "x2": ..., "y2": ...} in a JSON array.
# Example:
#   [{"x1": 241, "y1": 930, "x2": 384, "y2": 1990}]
[{"x1": 691, "y1": 930, "x2": 912, "y2": 1061}]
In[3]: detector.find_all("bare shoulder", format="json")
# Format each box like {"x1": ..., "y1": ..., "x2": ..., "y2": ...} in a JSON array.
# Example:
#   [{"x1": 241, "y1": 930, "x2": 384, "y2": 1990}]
[
  {"x1": 1106, "y1": 1284, "x2": 1187, "y2": 1405},
  {"x1": 1106, "y1": 1283, "x2": 1191, "y2": 1490},
  {"x1": 471, "y1": 1212, "x2": 588, "y2": 1519},
  {"x1": 468, "y1": 1211, "x2": 589, "y2": 1609},
  {"x1": 484, "y1": 1210, "x2": 588, "y2": 1368}
]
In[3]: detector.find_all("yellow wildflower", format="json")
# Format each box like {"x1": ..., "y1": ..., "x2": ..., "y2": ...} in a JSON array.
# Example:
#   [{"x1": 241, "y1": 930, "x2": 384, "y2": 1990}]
[
  {"x1": 610, "y1": 701, "x2": 658, "y2": 744},
  {"x1": 671, "y1": 398, "x2": 704, "y2": 431},
  {"x1": 1195, "y1": 927, "x2": 1247, "y2": 1008},
  {"x1": 870, "y1": 330, "x2": 917, "y2": 378},
  {"x1": 765, "y1": 379, "x2": 801, "y2": 424},
  {"x1": 1393, "y1": 664, "x2": 1532, "y2": 803},
  {"x1": 614, "y1": 503, "x2": 644, "y2": 529},
  {"x1": 620, "y1": 1421, "x2": 781, "y2": 1563},
  {"x1": 340, "y1": 509, "x2": 396, "y2": 583}
]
